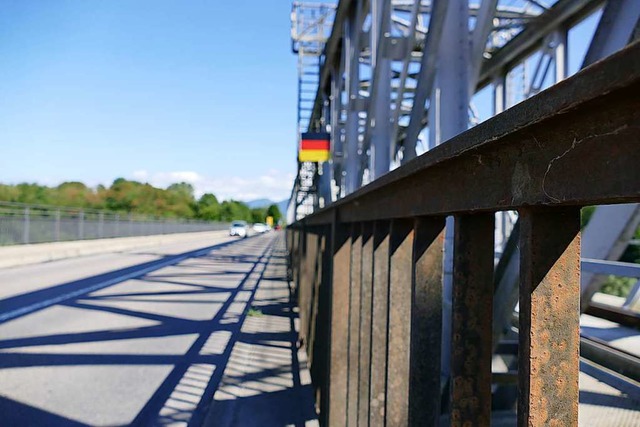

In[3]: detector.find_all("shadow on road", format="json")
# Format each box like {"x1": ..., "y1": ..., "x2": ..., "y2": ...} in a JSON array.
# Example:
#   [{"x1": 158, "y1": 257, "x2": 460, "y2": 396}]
[{"x1": 0, "y1": 234, "x2": 317, "y2": 426}]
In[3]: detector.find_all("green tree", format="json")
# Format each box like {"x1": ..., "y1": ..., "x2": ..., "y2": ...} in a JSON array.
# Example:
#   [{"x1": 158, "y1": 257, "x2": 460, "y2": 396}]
[
  {"x1": 197, "y1": 193, "x2": 221, "y2": 220},
  {"x1": 219, "y1": 200, "x2": 251, "y2": 222},
  {"x1": 266, "y1": 204, "x2": 282, "y2": 224},
  {"x1": 250, "y1": 207, "x2": 267, "y2": 224}
]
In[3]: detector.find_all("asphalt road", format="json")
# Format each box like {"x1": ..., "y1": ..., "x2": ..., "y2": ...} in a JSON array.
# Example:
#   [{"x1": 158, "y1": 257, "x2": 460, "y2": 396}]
[{"x1": 0, "y1": 231, "x2": 316, "y2": 426}]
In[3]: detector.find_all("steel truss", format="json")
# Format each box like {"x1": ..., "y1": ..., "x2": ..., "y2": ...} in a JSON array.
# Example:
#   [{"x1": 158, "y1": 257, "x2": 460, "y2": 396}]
[{"x1": 288, "y1": 0, "x2": 640, "y2": 418}]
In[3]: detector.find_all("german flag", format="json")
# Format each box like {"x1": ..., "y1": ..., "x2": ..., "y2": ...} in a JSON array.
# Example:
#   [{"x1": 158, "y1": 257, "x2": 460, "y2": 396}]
[{"x1": 299, "y1": 132, "x2": 330, "y2": 162}]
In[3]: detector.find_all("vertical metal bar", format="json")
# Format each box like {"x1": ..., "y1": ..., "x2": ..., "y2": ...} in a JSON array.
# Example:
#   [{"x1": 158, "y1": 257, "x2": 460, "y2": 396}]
[
  {"x1": 410, "y1": 216, "x2": 446, "y2": 425},
  {"x1": 347, "y1": 223, "x2": 363, "y2": 426},
  {"x1": 450, "y1": 213, "x2": 495, "y2": 426},
  {"x1": 78, "y1": 210, "x2": 85, "y2": 240},
  {"x1": 518, "y1": 208, "x2": 580, "y2": 427},
  {"x1": 23, "y1": 207, "x2": 30, "y2": 244},
  {"x1": 54, "y1": 209, "x2": 61, "y2": 242},
  {"x1": 345, "y1": 0, "x2": 364, "y2": 195},
  {"x1": 317, "y1": 225, "x2": 333, "y2": 425},
  {"x1": 369, "y1": 220, "x2": 390, "y2": 427},
  {"x1": 98, "y1": 212, "x2": 104, "y2": 239},
  {"x1": 402, "y1": 0, "x2": 449, "y2": 163},
  {"x1": 300, "y1": 229, "x2": 313, "y2": 350},
  {"x1": 385, "y1": 218, "x2": 414, "y2": 425},
  {"x1": 115, "y1": 214, "x2": 120, "y2": 237},
  {"x1": 370, "y1": 0, "x2": 391, "y2": 181},
  {"x1": 553, "y1": 29, "x2": 568, "y2": 83},
  {"x1": 358, "y1": 222, "x2": 374, "y2": 426},
  {"x1": 329, "y1": 215, "x2": 351, "y2": 426}
]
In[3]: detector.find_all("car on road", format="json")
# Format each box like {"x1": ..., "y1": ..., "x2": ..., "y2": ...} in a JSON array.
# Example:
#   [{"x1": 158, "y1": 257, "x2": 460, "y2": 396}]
[
  {"x1": 252, "y1": 223, "x2": 269, "y2": 233},
  {"x1": 229, "y1": 220, "x2": 248, "y2": 238}
]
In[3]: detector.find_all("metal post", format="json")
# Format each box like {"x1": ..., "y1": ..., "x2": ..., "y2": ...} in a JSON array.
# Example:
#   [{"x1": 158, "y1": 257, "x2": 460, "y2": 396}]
[
  {"x1": 54, "y1": 209, "x2": 61, "y2": 242},
  {"x1": 328, "y1": 216, "x2": 351, "y2": 426},
  {"x1": 345, "y1": 1, "x2": 364, "y2": 194},
  {"x1": 98, "y1": 212, "x2": 104, "y2": 239},
  {"x1": 430, "y1": 0, "x2": 471, "y2": 394},
  {"x1": 369, "y1": 0, "x2": 392, "y2": 181},
  {"x1": 23, "y1": 207, "x2": 30, "y2": 244},
  {"x1": 358, "y1": 221, "x2": 374, "y2": 425},
  {"x1": 410, "y1": 217, "x2": 446, "y2": 425},
  {"x1": 518, "y1": 207, "x2": 580, "y2": 426},
  {"x1": 385, "y1": 218, "x2": 414, "y2": 425},
  {"x1": 450, "y1": 213, "x2": 495, "y2": 426},
  {"x1": 369, "y1": 220, "x2": 390, "y2": 427},
  {"x1": 78, "y1": 210, "x2": 85, "y2": 240},
  {"x1": 347, "y1": 223, "x2": 362, "y2": 426},
  {"x1": 553, "y1": 29, "x2": 568, "y2": 83}
]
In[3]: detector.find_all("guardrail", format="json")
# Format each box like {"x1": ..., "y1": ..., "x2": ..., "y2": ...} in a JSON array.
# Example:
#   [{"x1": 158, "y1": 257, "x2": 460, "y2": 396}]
[
  {"x1": 0, "y1": 202, "x2": 228, "y2": 246},
  {"x1": 286, "y1": 43, "x2": 640, "y2": 425}
]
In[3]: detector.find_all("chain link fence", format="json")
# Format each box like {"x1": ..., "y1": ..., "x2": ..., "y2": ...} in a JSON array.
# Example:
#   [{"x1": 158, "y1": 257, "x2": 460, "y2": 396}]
[{"x1": 0, "y1": 202, "x2": 228, "y2": 246}]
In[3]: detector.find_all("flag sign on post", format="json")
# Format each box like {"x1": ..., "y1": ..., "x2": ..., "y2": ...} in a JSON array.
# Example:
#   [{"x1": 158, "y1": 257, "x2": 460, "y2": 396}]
[{"x1": 299, "y1": 132, "x2": 330, "y2": 162}]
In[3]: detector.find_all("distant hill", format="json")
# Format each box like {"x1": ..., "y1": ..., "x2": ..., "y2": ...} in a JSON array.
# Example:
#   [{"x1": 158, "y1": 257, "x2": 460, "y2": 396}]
[
  {"x1": 245, "y1": 198, "x2": 273, "y2": 209},
  {"x1": 246, "y1": 198, "x2": 289, "y2": 216}
]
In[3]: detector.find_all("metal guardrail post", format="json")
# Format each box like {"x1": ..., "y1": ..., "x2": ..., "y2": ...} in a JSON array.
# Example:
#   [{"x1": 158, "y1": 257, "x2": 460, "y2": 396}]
[
  {"x1": 358, "y1": 222, "x2": 374, "y2": 425},
  {"x1": 78, "y1": 210, "x2": 85, "y2": 240},
  {"x1": 54, "y1": 209, "x2": 61, "y2": 242},
  {"x1": 410, "y1": 217, "x2": 446, "y2": 425},
  {"x1": 115, "y1": 214, "x2": 120, "y2": 236},
  {"x1": 385, "y1": 218, "x2": 414, "y2": 425},
  {"x1": 328, "y1": 216, "x2": 351, "y2": 426},
  {"x1": 369, "y1": 220, "x2": 390, "y2": 427},
  {"x1": 23, "y1": 207, "x2": 30, "y2": 244},
  {"x1": 450, "y1": 213, "x2": 495, "y2": 426},
  {"x1": 346, "y1": 223, "x2": 362, "y2": 426},
  {"x1": 518, "y1": 207, "x2": 580, "y2": 426},
  {"x1": 98, "y1": 212, "x2": 104, "y2": 238}
]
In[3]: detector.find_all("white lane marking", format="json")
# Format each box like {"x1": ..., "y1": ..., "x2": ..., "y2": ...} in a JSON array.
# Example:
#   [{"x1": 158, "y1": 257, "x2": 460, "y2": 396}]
[{"x1": 0, "y1": 245, "x2": 217, "y2": 324}]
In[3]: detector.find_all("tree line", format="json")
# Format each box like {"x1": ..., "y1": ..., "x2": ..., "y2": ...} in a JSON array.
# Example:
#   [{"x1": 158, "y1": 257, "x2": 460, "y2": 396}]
[{"x1": 0, "y1": 179, "x2": 282, "y2": 224}]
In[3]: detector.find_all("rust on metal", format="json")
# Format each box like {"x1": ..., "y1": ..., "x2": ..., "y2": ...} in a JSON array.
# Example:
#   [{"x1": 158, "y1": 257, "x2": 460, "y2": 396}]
[
  {"x1": 347, "y1": 223, "x2": 363, "y2": 426},
  {"x1": 328, "y1": 219, "x2": 352, "y2": 426},
  {"x1": 369, "y1": 220, "x2": 390, "y2": 427},
  {"x1": 358, "y1": 222, "x2": 374, "y2": 426},
  {"x1": 519, "y1": 208, "x2": 580, "y2": 427},
  {"x1": 450, "y1": 213, "x2": 495, "y2": 427},
  {"x1": 410, "y1": 217, "x2": 446, "y2": 425},
  {"x1": 385, "y1": 219, "x2": 414, "y2": 425}
]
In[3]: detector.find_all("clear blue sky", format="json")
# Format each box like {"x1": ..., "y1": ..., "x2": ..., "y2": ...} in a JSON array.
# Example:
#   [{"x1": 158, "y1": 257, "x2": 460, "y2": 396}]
[
  {"x1": 0, "y1": 0, "x2": 299, "y2": 201},
  {"x1": 0, "y1": 1, "x2": 601, "y2": 201}
]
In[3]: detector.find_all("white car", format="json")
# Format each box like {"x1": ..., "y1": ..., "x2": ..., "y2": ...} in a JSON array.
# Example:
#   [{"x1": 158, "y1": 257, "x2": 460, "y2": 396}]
[
  {"x1": 229, "y1": 221, "x2": 248, "y2": 238},
  {"x1": 252, "y1": 223, "x2": 269, "y2": 233}
]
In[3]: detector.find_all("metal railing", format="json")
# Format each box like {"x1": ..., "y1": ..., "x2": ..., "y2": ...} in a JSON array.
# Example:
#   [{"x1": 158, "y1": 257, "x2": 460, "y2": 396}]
[
  {"x1": 286, "y1": 43, "x2": 640, "y2": 425},
  {"x1": 0, "y1": 202, "x2": 228, "y2": 246}
]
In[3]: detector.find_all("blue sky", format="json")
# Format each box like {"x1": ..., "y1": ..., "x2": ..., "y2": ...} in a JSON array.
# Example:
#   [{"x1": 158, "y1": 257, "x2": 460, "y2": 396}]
[
  {"x1": 0, "y1": 0, "x2": 299, "y2": 201},
  {"x1": 0, "y1": 1, "x2": 602, "y2": 201}
]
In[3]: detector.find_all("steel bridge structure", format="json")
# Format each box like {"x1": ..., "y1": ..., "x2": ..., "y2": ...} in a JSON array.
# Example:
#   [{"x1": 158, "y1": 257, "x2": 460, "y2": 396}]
[{"x1": 287, "y1": 0, "x2": 640, "y2": 425}]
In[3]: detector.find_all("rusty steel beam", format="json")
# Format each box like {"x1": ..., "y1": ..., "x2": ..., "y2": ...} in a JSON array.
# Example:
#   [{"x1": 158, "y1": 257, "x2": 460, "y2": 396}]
[
  {"x1": 300, "y1": 42, "x2": 640, "y2": 226},
  {"x1": 385, "y1": 219, "x2": 414, "y2": 425},
  {"x1": 369, "y1": 220, "x2": 390, "y2": 427},
  {"x1": 410, "y1": 217, "x2": 446, "y2": 425},
  {"x1": 347, "y1": 224, "x2": 363, "y2": 426},
  {"x1": 358, "y1": 222, "x2": 374, "y2": 426},
  {"x1": 450, "y1": 213, "x2": 495, "y2": 426},
  {"x1": 328, "y1": 220, "x2": 352, "y2": 426},
  {"x1": 519, "y1": 207, "x2": 581, "y2": 426}
]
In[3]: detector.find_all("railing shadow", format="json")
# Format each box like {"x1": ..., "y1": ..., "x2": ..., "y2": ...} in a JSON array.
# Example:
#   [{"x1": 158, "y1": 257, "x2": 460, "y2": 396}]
[{"x1": 0, "y1": 234, "x2": 316, "y2": 426}]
